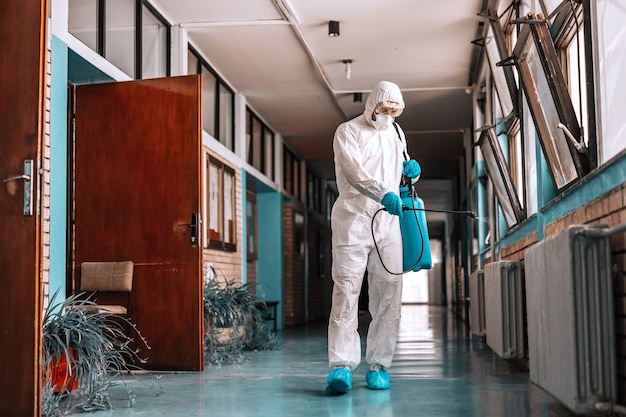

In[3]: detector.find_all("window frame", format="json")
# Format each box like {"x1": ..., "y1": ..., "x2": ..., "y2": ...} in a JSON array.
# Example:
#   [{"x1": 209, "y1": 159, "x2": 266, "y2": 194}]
[
  {"x1": 283, "y1": 147, "x2": 301, "y2": 200},
  {"x1": 246, "y1": 107, "x2": 275, "y2": 181},
  {"x1": 68, "y1": 0, "x2": 171, "y2": 80},
  {"x1": 475, "y1": 126, "x2": 526, "y2": 227},
  {"x1": 245, "y1": 190, "x2": 258, "y2": 261},
  {"x1": 188, "y1": 45, "x2": 236, "y2": 152},
  {"x1": 551, "y1": 1, "x2": 598, "y2": 169},
  {"x1": 512, "y1": 13, "x2": 590, "y2": 192},
  {"x1": 205, "y1": 155, "x2": 237, "y2": 252},
  {"x1": 306, "y1": 170, "x2": 322, "y2": 213},
  {"x1": 479, "y1": 9, "x2": 519, "y2": 123}
]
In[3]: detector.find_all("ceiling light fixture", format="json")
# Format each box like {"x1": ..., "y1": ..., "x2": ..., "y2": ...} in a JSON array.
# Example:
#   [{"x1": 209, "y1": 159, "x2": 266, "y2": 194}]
[
  {"x1": 343, "y1": 59, "x2": 352, "y2": 80},
  {"x1": 328, "y1": 20, "x2": 340, "y2": 37}
]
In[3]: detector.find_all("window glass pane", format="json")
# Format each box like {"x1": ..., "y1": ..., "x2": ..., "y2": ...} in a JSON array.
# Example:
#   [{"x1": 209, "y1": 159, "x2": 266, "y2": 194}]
[
  {"x1": 252, "y1": 117, "x2": 262, "y2": 170},
  {"x1": 187, "y1": 50, "x2": 199, "y2": 75},
  {"x1": 485, "y1": 25, "x2": 515, "y2": 119},
  {"x1": 293, "y1": 158, "x2": 300, "y2": 199},
  {"x1": 596, "y1": 0, "x2": 626, "y2": 163},
  {"x1": 141, "y1": 4, "x2": 168, "y2": 79},
  {"x1": 246, "y1": 111, "x2": 252, "y2": 163},
  {"x1": 523, "y1": 99, "x2": 538, "y2": 215},
  {"x1": 517, "y1": 37, "x2": 578, "y2": 188},
  {"x1": 509, "y1": 127, "x2": 524, "y2": 204},
  {"x1": 223, "y1": 170, "x2": 235, "y2": 244},
  {"x1": 105, "y1": 0, "x2": 135, "y2": 77},
  {"x1": 202, "y1": 67, "x2": 216, "y2": 137},
  {"x1": 208, "y1": 162, "x2": 220, "y2": 241},
  {"x1": 264, "y1": 130, "x2": 274, "y2": 179},
  {"x1": 284, "y1": 149, "x2": 292, "y2": 194},
  {"x1": 566, "y1": 32, "x2": 587, "y2": 146},
  {"x1": 68, "y1": 0, "x2": 98, "y2": 52},
  {"x1": 544, "y1": 0, "x2": 562, "y2": 15},
  {"x1": 246, "y1": 197, "x2": 256, "y2": 256},
  {"x1": 219, "y1": 84, "x2": 234, "y2": 150}
]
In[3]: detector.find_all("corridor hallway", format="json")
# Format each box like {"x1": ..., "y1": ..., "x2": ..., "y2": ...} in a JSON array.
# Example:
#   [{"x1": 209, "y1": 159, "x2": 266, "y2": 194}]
[{"x1": 95, "y1": 305, "x2": 579, "y2": 417}]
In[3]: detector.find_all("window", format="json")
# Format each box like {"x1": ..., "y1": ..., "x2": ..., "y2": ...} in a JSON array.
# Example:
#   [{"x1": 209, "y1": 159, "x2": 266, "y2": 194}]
[
  {"x1": 307, "y1": 170, "x2": 322, "y2": 214},
  {"x1": 283, "y1": 147, "x2": 301, "y2": 200},
  {"x1": 246, "y1": 191, "x2": 257, "y2": 261},
  {"x1": 68, "y1": 0, "x2": 98, "y2": 52},
  {"x1": 512, "y1": 13, "x2": 589, "y2": 191},
  {"x1": 105, "y1": 0, "x2": 135, "y2": 77},
  {"x1": 552, "y1": 1, "x2": 593, "y2": 159},
  {"x1": 141, "y1": 2, "x2": 169, "y2": 79},
  {"x1": 476, "y1": 127, "x2": 525, "y2": 227},
  {"x1": 479, "y1": 9, "x2": 518, "y2": 122},
  {"x1": 246, "y1": 107, "x2": 275, "y2": 181},
  {"x1": 595, "y1": 0, "x2": 626, "y2": 163},
  {"x1": 205, "y1": 155, "x2": 236, "y2": 251},
  {"x1": 508, "y1": 121, "x2": 525, "y2": 206},
  {"x1": 189, "y1": 47, "x2": 236, "y2": 151},
  {"x1": 68, "y1": 0, "x2": 171, "y2": 79},
  {"x1": 201, "y1": 67, "x2": 217, "y2": 137}
]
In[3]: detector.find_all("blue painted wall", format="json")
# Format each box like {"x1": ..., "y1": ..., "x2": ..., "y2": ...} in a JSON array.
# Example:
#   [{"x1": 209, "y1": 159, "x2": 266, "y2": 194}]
[
  {"x1": 496, "y1": 147, "x2": 626, "y2": 250},
  {"x1": 49, "y1": 36, "x2": 69, "y2": 298},
  {"x1": 256, "y1": 190, "x2": 284, "y2": 329}
]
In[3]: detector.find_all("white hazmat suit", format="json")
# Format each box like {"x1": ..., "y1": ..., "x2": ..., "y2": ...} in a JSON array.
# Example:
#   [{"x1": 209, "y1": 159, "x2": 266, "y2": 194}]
[{"x1": 328, "y1": 81, "x2": 408, "y2": 376}]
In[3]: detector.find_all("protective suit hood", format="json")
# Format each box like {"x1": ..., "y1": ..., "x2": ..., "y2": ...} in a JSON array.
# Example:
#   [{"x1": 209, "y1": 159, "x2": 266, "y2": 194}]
[{"x1": 363, "y1": 81, "x2": 405, "y2": 129}]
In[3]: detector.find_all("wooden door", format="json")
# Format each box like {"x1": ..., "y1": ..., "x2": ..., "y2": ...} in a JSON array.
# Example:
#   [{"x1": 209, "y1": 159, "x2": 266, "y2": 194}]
[
  {"x1": 73, "y1": 75, "x2": 203, "y2": 371},
  {"x1": 0, "y1": 0, "x2": 47, "y2": 415}
]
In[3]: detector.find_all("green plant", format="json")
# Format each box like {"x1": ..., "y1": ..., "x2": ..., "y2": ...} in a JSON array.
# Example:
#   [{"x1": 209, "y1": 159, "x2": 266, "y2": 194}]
[
  {"x1": 42, "y1": 291, "x2": 151, "y2": 416},
  {"x1": 203, "y1": 270, "x2": 277, "y2": 365}
]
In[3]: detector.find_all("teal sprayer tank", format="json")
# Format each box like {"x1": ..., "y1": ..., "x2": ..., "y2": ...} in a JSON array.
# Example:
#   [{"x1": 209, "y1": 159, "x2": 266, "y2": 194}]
[{"x1": 399, "y1": 185, "x2": 432, "y2": 272}]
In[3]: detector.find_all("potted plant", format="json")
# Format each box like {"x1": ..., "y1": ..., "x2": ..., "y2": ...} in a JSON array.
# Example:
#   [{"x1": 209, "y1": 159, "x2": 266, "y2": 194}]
[
  {"x1": 42, "y1": 291, "x2": 150, "y2": 416},
  {"x1": 203, "y1": 266, "x2": 277, "y2": 365}
]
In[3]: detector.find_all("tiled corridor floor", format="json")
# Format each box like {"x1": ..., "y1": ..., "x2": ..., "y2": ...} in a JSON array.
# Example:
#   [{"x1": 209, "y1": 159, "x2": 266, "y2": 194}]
[{"x1": 89, "y1": 305, "x2": 579, "y2": 417}]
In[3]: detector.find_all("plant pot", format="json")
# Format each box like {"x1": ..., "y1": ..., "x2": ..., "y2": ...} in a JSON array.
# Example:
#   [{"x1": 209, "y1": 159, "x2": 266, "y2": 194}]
[
  {"x1": 45, "y1": 348, "x2": 78, "y2": 392},
  {"x1": 205, "y1": 322, "x2": 246, "y2": 345}
]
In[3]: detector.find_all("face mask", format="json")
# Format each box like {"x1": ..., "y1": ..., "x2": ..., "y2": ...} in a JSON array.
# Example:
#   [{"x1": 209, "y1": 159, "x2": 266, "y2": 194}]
[{"x1": 372, "y1": 114, "x2": 394, "y2": 130}]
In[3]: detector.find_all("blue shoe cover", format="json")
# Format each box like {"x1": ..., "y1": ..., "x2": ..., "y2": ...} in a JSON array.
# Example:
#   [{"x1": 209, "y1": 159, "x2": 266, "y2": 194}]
[
  {"x1": 366, "y1": 369, "x2": 390, "y2": 390},
  {"x1": 326, "y1": 367, "x2": 352, "y2": 394}
]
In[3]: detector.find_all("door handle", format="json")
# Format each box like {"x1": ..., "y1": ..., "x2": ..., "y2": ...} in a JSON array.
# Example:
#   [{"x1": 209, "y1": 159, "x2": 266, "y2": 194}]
[
  {"x1": 3, "y1": 160, "x2": 33, "y2": 216},
  {"x1": 191, "y1": 213, "x2": 202, "y2": 246},
  {"x1": 178, "y1": 213, "x2": 202, "y2": 246}
]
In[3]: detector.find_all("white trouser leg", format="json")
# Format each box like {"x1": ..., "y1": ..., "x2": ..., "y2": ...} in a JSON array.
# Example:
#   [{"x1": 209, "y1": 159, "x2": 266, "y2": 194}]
[
  {"x1": 328, "y1": 243, "x2": 368, "y2": 370},
  {"x1": 365, "y1": 222, "x2": 403, "y2": 369}
]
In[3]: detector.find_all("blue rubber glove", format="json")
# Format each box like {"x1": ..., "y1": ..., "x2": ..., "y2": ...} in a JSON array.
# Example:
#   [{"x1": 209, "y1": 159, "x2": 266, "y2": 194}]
[
  {"x1": 403, "y1": 159, "x2": 421, "y2": 179},
  {"x1": 381, "y1": 192, "x2": 403, "y2": 217}
]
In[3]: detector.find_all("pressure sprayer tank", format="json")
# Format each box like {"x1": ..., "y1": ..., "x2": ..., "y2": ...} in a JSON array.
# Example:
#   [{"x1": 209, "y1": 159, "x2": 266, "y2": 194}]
[{"x1": 399, "y1": 185, "x2": 432, "y2": 272}]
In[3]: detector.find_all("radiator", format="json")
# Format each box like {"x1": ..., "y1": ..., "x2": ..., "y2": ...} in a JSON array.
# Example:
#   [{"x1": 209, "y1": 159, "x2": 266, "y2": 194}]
[
  {"x1": 469, "y1": 269, "x2": 486, "y2": 336},
  {"x1": 484, "y1": 260, "x2": 524, "y2": 358},
  {"x1": 524, "y1": 225, "x2": 616, "y2": 414}
]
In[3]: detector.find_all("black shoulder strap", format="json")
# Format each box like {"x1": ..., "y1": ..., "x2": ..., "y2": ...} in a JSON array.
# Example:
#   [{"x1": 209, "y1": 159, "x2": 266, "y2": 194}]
[{"x1": 393, "y1": 122, "x2": 410, "y2": 161}]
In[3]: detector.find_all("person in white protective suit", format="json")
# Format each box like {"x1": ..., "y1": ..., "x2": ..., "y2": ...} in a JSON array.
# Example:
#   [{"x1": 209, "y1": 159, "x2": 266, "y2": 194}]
[{"x1": 326, "y1": 81, "x2": 421, "y2": 394}]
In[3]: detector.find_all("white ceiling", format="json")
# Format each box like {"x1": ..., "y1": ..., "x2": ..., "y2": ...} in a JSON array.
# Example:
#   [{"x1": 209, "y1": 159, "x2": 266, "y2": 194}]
[{"x1": 149, "y1": 0, "x2": 488, "y2": 235}]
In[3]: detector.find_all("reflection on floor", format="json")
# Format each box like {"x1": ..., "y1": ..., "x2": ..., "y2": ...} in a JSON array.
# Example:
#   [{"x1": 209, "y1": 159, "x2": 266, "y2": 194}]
[{"x1": 89, "y1": 305, "x2": 579, "y2": 417}]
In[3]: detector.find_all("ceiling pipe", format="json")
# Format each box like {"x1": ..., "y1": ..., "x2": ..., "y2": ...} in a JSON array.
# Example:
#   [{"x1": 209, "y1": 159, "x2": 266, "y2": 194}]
[{"x1": 272, "y1": 0, "x2": 348, "y2": 118}]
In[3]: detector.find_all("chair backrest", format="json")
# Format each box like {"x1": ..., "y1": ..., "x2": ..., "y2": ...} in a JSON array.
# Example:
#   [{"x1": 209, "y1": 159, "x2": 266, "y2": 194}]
[{"x1": 80, "y1": 261, "x2": 134, "y2": 292}]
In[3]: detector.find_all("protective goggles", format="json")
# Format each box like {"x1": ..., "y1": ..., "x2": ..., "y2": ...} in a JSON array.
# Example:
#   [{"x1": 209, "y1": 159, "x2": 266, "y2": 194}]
[{"x1": 374, "y1": 101, "x2": 404, "y2": 117}]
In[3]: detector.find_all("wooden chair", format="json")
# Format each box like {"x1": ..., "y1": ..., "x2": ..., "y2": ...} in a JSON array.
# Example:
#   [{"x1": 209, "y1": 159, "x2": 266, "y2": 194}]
[{"x1": 78, "y1": 261, "x2": 134, "y2": 316}]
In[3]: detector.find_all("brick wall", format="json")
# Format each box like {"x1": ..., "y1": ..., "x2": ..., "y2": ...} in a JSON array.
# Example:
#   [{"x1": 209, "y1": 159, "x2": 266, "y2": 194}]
[
  {"x1": 42, "y1": 41, "x2": 51, "y2": 310},
  {"x1": 495, "y1": 183, "x2": 626, "y2": 401},
  {"x1": 283, "y1": 205, "x2": 306, "y2": 327}
]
